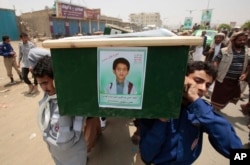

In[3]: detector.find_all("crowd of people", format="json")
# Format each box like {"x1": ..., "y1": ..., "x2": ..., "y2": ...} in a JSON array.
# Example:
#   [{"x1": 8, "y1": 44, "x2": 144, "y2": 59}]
[
  {"x1": 133, "y1": 26, "x2": 250, "y2": 164},
  {"x1": 1, "y1": 27, "x2": 250, "y2": 165},
  {"x1": 187, "y1": 27, "x2": 250, "y2": 151}
]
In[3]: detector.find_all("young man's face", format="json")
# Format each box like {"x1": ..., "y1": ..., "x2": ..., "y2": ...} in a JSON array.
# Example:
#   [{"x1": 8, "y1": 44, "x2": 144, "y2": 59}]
[
  {"x1": 186, "y1": 70, "x2": 213, "y2": 97},
  {"x1": 4, "y1": 38, "x2": 10, "y2": 43},
  {"x1": 21, "y1": 36, "x2": 29, "y2": 44},
  {"x1": 113, "y1": 63, "x2": 129, "y2": 82},
  {"x1": 36, "y1": 75, "x2": 56, "y2": 96}
]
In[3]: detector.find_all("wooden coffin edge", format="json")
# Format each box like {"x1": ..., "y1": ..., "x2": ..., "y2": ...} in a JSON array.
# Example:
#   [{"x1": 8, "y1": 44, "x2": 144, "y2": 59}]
[{"x1": 42, "y1": 36, "x2": 203, "y2": 49}]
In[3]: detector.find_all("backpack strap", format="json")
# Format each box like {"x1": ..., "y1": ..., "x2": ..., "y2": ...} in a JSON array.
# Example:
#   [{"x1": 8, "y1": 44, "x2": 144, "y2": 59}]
[
  {"x1": 128, "y1": 82, "x2": 133, "y2": 94},
  {"x1": 109, "y1": 82, "x2": 113, "y2": 89}
]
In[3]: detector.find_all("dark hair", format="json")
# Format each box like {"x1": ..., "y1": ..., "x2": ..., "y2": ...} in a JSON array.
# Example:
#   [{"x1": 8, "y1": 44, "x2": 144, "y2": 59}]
[
  {"x1": 186, "y1": 61, "x2": 217, "y2": 81},
  {"x1": 113, "y1": 58, "x2": 130, "y2": 70},
  {"x1": 20, "y1": 32, "x2": 28, "y2": 38},
  {"x1": 2, "y1": 35, "x2": 9, "y2": 42},
  {"x1": 33, "y1": 56, "x2": 54, "y2": 79}
]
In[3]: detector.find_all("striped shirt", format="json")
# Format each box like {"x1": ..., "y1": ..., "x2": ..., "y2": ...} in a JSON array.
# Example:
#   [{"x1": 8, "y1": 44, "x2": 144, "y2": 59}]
[{"x1": 214, "y1": 49, "x2": 245, "y2": 80}]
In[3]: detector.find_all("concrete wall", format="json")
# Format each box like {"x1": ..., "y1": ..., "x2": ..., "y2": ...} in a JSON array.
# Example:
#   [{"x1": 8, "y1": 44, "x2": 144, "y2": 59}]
[{"x1": 20, "y1": 10, "x2": 51, "y2": 38}]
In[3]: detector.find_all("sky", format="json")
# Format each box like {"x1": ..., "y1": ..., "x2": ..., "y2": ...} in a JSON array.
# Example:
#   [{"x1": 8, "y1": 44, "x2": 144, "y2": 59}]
[{"x1": 1, "y1": 0, "x2": 250, "y2": 28}]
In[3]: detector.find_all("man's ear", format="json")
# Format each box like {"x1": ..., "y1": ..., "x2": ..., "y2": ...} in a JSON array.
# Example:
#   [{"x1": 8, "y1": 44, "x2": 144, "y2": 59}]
[{"x1": 53, "y1": 80, "x2": 55, "y2": 87}]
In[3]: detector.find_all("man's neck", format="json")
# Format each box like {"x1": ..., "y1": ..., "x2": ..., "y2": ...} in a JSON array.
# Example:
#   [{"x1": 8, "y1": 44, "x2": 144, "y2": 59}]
[
  {"x1": 116, "y1": 79, "x2": 125, "y2": 84},
  {"x1": 233, "y1": 46, "x2": 244, "y2": 52},
  {"x1": 214, "y1": 43, "x2": 221, "y2": 46}
]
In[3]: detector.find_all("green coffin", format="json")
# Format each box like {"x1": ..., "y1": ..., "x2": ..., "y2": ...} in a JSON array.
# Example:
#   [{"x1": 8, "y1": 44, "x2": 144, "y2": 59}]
[{"x1": 43, "y1": 34, "x2": 202, "y2": 118}]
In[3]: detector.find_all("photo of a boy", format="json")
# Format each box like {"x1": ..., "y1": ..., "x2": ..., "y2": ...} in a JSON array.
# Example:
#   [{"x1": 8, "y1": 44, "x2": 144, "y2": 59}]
[{"x1": 105, "y1": 57, "x2": 137, "y2": 94}]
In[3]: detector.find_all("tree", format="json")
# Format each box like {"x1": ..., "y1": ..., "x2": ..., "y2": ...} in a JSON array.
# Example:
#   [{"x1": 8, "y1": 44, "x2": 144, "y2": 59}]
[
  {"x1": 241, "y1": 20, "x2": 250, "y2": 30},
  {"x1": 217, "y1": 23, "x2": 232, "y2": 32}
]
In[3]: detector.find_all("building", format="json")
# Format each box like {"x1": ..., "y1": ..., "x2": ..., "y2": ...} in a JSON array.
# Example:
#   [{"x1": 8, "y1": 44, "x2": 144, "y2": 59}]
[
  {"x1": 18, "y1": 2, "x2": 140, "y2": 38},
  {"x1": 19, "y1": 4, "x2": 105, "y2": 38},
  {"x1": 19, "y1": 9, "x2": 52, "y2": 38},
  {"x1": 0, "y1": 8, "x2": 19, "y2": 40},
  {"x1": 129, "y1": 12, "x2": 162, "y2": 28}
]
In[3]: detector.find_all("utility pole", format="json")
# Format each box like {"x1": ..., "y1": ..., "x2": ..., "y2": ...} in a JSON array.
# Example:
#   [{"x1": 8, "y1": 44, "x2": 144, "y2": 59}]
[
  {"x1": 204, "y1": 0, "x2": 213, "y2": 29},
  {"x1": 207, "y1": 0, "x2": 211, "y2": 10},
  {"x1": 186, "y1": 9, "x2": 196, "y2": 17}
]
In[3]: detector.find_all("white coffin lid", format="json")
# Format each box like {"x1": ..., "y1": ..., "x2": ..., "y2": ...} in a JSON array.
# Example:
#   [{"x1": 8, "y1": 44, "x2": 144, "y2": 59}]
[{"x1": 43, "y1": 28, "x2": 202, "y2": 48}]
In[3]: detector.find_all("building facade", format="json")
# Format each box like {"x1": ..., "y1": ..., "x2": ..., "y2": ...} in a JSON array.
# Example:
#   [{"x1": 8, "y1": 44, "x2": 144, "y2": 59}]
[
  {"x1": 19, "y1": 2, "x2": 141, "y2": 38},
  {"x1": 0, "y1": 8, "x2": 19, "y2": 40}
]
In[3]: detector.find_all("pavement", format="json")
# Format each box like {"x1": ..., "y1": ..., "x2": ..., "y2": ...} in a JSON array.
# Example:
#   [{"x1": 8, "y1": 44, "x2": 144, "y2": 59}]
[{"x1": 0, "y1": 41, "x2": 249, "y2": 165}]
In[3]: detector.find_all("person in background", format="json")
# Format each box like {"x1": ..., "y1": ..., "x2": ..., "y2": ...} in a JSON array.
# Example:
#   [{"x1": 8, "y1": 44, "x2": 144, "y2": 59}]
[
  {"x1": 239, "y1": 37, "x2": 250, "y2": 145},
  {"x1": 18, "y1": 32, "x2": 36, "y2": 94},
  {"x1": 139, "y1": 61, "x2": 242, "y2": 165},
  {"x1": 0, "y1": 35, "x2": 22, "y2": 84},
  {"x1": 192, "y1": 23, "x2": 198, "y2": 32},
  {"x1": 84, "y1": 117, "x2": 102, "y2": 153},
  {"x1": 179, "y1": 25, "x2": 184, "y2": 32},
  {"x1": 28, "y1": 47, "x2": 51, "y2": 95},
  {"x1": 228, "y1": 26, "x2": 241, "y2": 38},
  {"x1": 28, "y1": 47, "x2": 51, "y2": 68},
  {"x1": 211, "y1": 31, "x2": 249, "y2": 111},
  {"x1": 221, "y1": 30, "x2": 230, "y2": 46},
  {"x1": 192, "y1": 31, "x2": 207, "y2": 61},
  {"x1": 203, "y1": 32, "x2": 226, "y2": 62},
  {"x1": 100, "y1": 117, "x2": 107, "y2": 129},
  {"x1": 32, "y1": 56, "x2": 87, "y2": 165}
]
